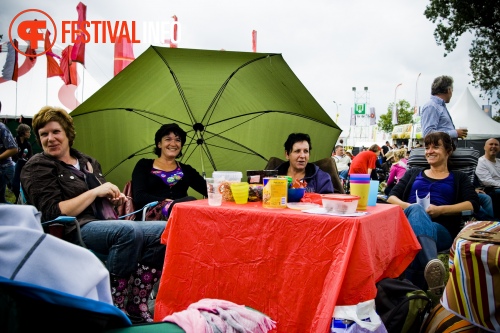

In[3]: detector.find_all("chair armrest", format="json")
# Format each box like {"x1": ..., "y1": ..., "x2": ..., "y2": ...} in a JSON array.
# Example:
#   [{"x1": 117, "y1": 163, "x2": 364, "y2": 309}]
[{"x1": 41, "y1": 216, "x2": 85, "y2": 248}]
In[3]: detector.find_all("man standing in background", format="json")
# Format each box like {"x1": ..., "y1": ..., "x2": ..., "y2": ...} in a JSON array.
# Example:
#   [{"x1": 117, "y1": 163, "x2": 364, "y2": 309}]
[
  {"x1": 421, "y1": 75, "x2": 468, "y2": 146},
  {"x1": 381, "y1": 141, "x2": 391, "y2": 162},
  {"x1": 0, "y1": 101, "x2": 19, "y2": 203}
]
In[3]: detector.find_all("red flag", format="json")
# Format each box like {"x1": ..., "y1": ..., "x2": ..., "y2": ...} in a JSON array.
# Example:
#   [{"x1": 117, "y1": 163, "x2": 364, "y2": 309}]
[
  {"x1": 1, "y1": 40, "x2": 19, "y2": 81},
  {"x1": 71, "y1": 2, "x2": 87, "y2": 65},
  {"x1": 114, "y1": 35, "x2": 135, "y2": 76},
  {"x1": 252, "y1": 30, "x2": 257, "y2": 52},
  {"x1": 61, "y1": 45, "x2": 78, "y2": 85},
  {"x1": 170, "y1": 15, "x2": 178, "y2": 48},
  {"x1": 45, "y1": 30, "x2": 63, "y2": 78},
  {"x1": 18, "y1": 43, "x2": 37, "y2": 76}
]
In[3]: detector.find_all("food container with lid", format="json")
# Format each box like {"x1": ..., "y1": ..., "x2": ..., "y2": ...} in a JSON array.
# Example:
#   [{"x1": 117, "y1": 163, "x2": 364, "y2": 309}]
[
  {"x1": 212, "y1": 171, "x2": 243, "y2": 202},
  {"x1": 321, "y1": 194, "x2": 360, "y2": 214}
]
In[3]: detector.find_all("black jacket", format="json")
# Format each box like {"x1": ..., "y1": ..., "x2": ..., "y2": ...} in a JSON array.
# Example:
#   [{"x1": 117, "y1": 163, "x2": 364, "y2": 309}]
[{"x1": 132, "y1": 158, "x2": 207, "y2": 208}]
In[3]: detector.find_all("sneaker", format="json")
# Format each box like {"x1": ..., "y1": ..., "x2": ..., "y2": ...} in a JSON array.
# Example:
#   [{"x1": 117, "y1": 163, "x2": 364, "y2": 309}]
[{"x1": 424, "y1": 259, "x2": 446, "y2": 296}]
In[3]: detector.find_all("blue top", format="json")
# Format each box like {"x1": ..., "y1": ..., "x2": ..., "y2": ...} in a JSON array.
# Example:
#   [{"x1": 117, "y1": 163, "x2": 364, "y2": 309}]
[
  {"x1": 420, "y1": 95, "x2": 458, "y2": 142},
  {"x1": 407, "y1": 171, "x2": 454, "y2": 206},
  {"x1": 0, "y1": 122, "x2": 17, "y2": 167}
]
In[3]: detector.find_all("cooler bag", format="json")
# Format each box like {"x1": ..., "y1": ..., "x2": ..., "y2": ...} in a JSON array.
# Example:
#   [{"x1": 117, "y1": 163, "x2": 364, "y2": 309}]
[{"x1": 441, "y1": 221, "x2": 500, "y2": 332}]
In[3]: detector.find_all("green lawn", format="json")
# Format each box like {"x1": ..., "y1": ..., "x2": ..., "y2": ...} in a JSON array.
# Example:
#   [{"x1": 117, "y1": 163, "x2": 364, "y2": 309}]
[{"x1": 5, "y1": 187, "x2": 16, "y2": 204}]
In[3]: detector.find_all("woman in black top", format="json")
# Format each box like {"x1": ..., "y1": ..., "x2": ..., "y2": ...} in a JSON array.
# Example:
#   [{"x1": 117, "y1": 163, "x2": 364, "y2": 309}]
[
  {"x1": 12, "y1": 123, "x2": 33, "y2": 202},
  {"x1": 387, "y1": 132, "x2": 479, "y2": 296},
  {"x1": 132, "y1": 123, "x2": 207, "y2": 219}
]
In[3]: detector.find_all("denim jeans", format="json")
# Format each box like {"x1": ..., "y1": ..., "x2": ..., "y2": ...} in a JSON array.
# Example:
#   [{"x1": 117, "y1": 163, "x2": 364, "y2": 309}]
[
  {"x1": 478, "y1": 192, "x2": 495, "y2": 220},
  {"x1": 403, "y1": 204, "x2": 453, "y2": 252},
  {"x1": 339, "y1": 169, "x2": 349, "y2": 180},
  {"x1": 0, "y1": 163, "x2": 15, "y2": 203},
  {"x1": 403, "y1": 204, "x2": 453, "y2": 288},
  {"x1": 75, "y1": 219, "x2": 167, "y2": 278},
  {"x1": 12, "y1": 159, "x2": 26, "y2": 203}
]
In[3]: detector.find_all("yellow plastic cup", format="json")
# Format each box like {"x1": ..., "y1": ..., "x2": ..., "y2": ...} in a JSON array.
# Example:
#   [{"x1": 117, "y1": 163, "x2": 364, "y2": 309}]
[
  {"x1": 230, "y1": 182, "x2": 250, "y2": 204},
  {"x1": 349, "y1": 182, "x2": 370, "y2": 210}
]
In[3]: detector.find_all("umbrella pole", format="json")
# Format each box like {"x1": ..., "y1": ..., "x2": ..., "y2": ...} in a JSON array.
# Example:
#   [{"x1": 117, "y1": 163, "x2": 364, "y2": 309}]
[{"x1": 200, "y1": 148, "x2": 206, "y2": 178}]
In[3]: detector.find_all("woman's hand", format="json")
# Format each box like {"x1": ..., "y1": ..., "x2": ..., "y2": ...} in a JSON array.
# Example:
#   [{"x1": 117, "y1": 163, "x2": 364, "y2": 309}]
[
  {"x1": 110, "y1": 193, "x2": 128, "y2": 207},
  {"x1": 425, "y1": 204, "x2": 443, "y2": 218},
  {"x1": 93, "y1": 182, "x2": 122, "y2": 200}
]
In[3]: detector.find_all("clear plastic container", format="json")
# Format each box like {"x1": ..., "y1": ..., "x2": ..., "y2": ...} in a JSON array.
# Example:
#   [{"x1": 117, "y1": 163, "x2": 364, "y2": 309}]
[
  {"x1": 321, "y1": 194, "x2": 360, "y2": 214},
  {"x1": 212, "y1": 171, "x2": 243, "y2": 202}
]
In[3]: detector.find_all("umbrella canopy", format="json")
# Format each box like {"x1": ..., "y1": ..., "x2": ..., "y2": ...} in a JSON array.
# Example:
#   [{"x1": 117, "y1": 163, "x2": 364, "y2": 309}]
[{"x1": 70, "y1": 46, "x2": 341, "y2": 192}]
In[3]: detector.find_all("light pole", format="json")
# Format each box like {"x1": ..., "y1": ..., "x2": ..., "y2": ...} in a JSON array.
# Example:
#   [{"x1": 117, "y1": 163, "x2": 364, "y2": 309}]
[
  {"x1": 333, "y1": 101, "x2": 341, "y2": 123},
  {"x1": 392, "y1": 83, "x2": 402, "y2": 125}
]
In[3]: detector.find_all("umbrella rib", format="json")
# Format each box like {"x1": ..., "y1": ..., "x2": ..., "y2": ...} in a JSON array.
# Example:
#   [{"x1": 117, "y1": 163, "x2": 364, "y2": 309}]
[
  {"x1": 152, "y1": 46, "x2": 197, "y2": 126},
  {"x1": 72, "y1": 107, "x2": 198, "y2": 128},
  {"x1": 203, "y1": 54, "x2": 280, "y2": 126},
  {"x1": 103, "y1": 145, "x2": 154, "y2": 177}
]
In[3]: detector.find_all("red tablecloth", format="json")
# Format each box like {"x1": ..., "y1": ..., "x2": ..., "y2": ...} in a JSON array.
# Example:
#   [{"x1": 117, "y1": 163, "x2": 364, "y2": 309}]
[{"x1": 154, "y1": 201, "x2": 420, "y2": 333}]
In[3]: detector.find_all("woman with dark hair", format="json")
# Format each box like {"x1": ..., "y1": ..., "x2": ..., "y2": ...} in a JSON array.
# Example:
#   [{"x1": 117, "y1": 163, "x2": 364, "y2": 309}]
[
  {"x1": 387, "y1": 132, "x2": 479, "y2": 296},
  {"x1": 131, "y1": 123, "x2": 207, "y2": 219},
  {"x1": 275, "y1": 132, "x2": 333, "y2": 193},
  {"x1": 21, "y1": 106, "x2": 166, "y2": 322}
]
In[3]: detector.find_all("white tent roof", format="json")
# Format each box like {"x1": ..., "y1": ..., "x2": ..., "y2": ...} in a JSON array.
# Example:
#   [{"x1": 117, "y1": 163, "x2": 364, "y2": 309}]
[{"x1": 449, "y1": 87, "x2": 500, "y2": 140}]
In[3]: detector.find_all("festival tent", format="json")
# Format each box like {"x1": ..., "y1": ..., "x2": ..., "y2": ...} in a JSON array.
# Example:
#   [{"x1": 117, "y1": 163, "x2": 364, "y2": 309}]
[
  {"x1": 0, "y1": 43, "x2": 101, "y2": 119},
  {"x1": 449, "y1": 87, "x2": 500, "y2": 150}
]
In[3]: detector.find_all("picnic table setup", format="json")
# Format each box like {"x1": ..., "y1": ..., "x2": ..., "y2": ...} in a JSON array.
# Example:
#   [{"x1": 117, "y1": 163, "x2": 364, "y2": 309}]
[{"x1": 154, "y1": 191, "x2": 420, "y2": 332}]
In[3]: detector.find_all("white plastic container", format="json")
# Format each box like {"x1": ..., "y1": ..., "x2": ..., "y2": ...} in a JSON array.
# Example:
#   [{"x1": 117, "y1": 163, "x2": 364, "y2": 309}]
[
  {"x1": 212, "y1": 171, "x2": 243, "y2": 202},
  {"x1": 321, "y1": 194, "x2": 360, "y2": 214}
]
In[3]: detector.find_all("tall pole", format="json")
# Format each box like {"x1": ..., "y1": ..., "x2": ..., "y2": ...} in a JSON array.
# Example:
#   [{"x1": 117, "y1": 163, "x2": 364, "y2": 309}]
[
  {"x1": 414, "y1": 73, "x2": 421, "y2": 114},
  {"x1": 411, "y1": 73, "x2": 421, "y2": 147},
  {"x1": 392, "y1": 83, "x2": 402, "y2": 125},
  {"x1": 333, "y1": 101, "x2": 341, "y2": 124}
]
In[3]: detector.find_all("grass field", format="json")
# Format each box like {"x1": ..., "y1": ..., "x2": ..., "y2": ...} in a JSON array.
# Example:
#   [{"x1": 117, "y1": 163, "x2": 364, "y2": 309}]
[{"x1": 5, "y1": 187, "x2": 16, "y2": 203}]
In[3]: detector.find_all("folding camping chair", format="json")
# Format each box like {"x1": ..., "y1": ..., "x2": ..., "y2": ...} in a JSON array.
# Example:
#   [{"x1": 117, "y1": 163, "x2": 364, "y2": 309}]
[{"x1": 0, "y1": 277, "x2": 188, "y2": 332}]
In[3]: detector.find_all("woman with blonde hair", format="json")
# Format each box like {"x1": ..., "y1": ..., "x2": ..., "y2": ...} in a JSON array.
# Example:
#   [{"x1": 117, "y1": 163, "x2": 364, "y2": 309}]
[{"x1": 384, "y1": 148, "x2": 408, "y2": 195}]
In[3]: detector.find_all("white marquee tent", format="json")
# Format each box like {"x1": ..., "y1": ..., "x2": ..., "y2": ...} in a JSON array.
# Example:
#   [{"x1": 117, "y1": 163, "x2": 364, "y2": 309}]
[{"x1": 449, "y1": 87, "x2": 500, "y2": 140}]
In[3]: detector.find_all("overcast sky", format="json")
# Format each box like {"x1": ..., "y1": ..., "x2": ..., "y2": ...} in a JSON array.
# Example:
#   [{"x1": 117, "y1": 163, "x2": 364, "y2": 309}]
[{"x1": 1, "y1": 0, "x2": 488, "y2": 131}]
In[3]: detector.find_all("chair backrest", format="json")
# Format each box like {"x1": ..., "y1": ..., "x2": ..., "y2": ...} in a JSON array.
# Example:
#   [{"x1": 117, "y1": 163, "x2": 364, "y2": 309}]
[
  {"x1": 407, "y1": 147, "x2": 480, "y2": 184},
  {"x1": 0, "y1": 276, "x2": 132, "y2": 331},
  {"x1": 116, "y1": 180, "x2": 159, "y2": 221},
  {"x1": 264, "y1": 157, "x2": 345, "y2": 194}
]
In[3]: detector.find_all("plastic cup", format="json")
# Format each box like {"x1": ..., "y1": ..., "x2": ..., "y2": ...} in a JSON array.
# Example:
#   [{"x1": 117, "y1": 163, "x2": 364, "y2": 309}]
[
  {"x1": 368, "y1": 180, "x2": 379, "y2": 206},
  {"x1": 349, "y1": 182, "x2": 370, "y2": 210},
  {"x1": 206, "y1": 178, "x2": 222, "y2": 206},
  {"x1": 349, "y1": 174, "x2": 371, "y2": 181},
  {"x1": 230, "y1": 182, "x2": 250, "y2": 204}
]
